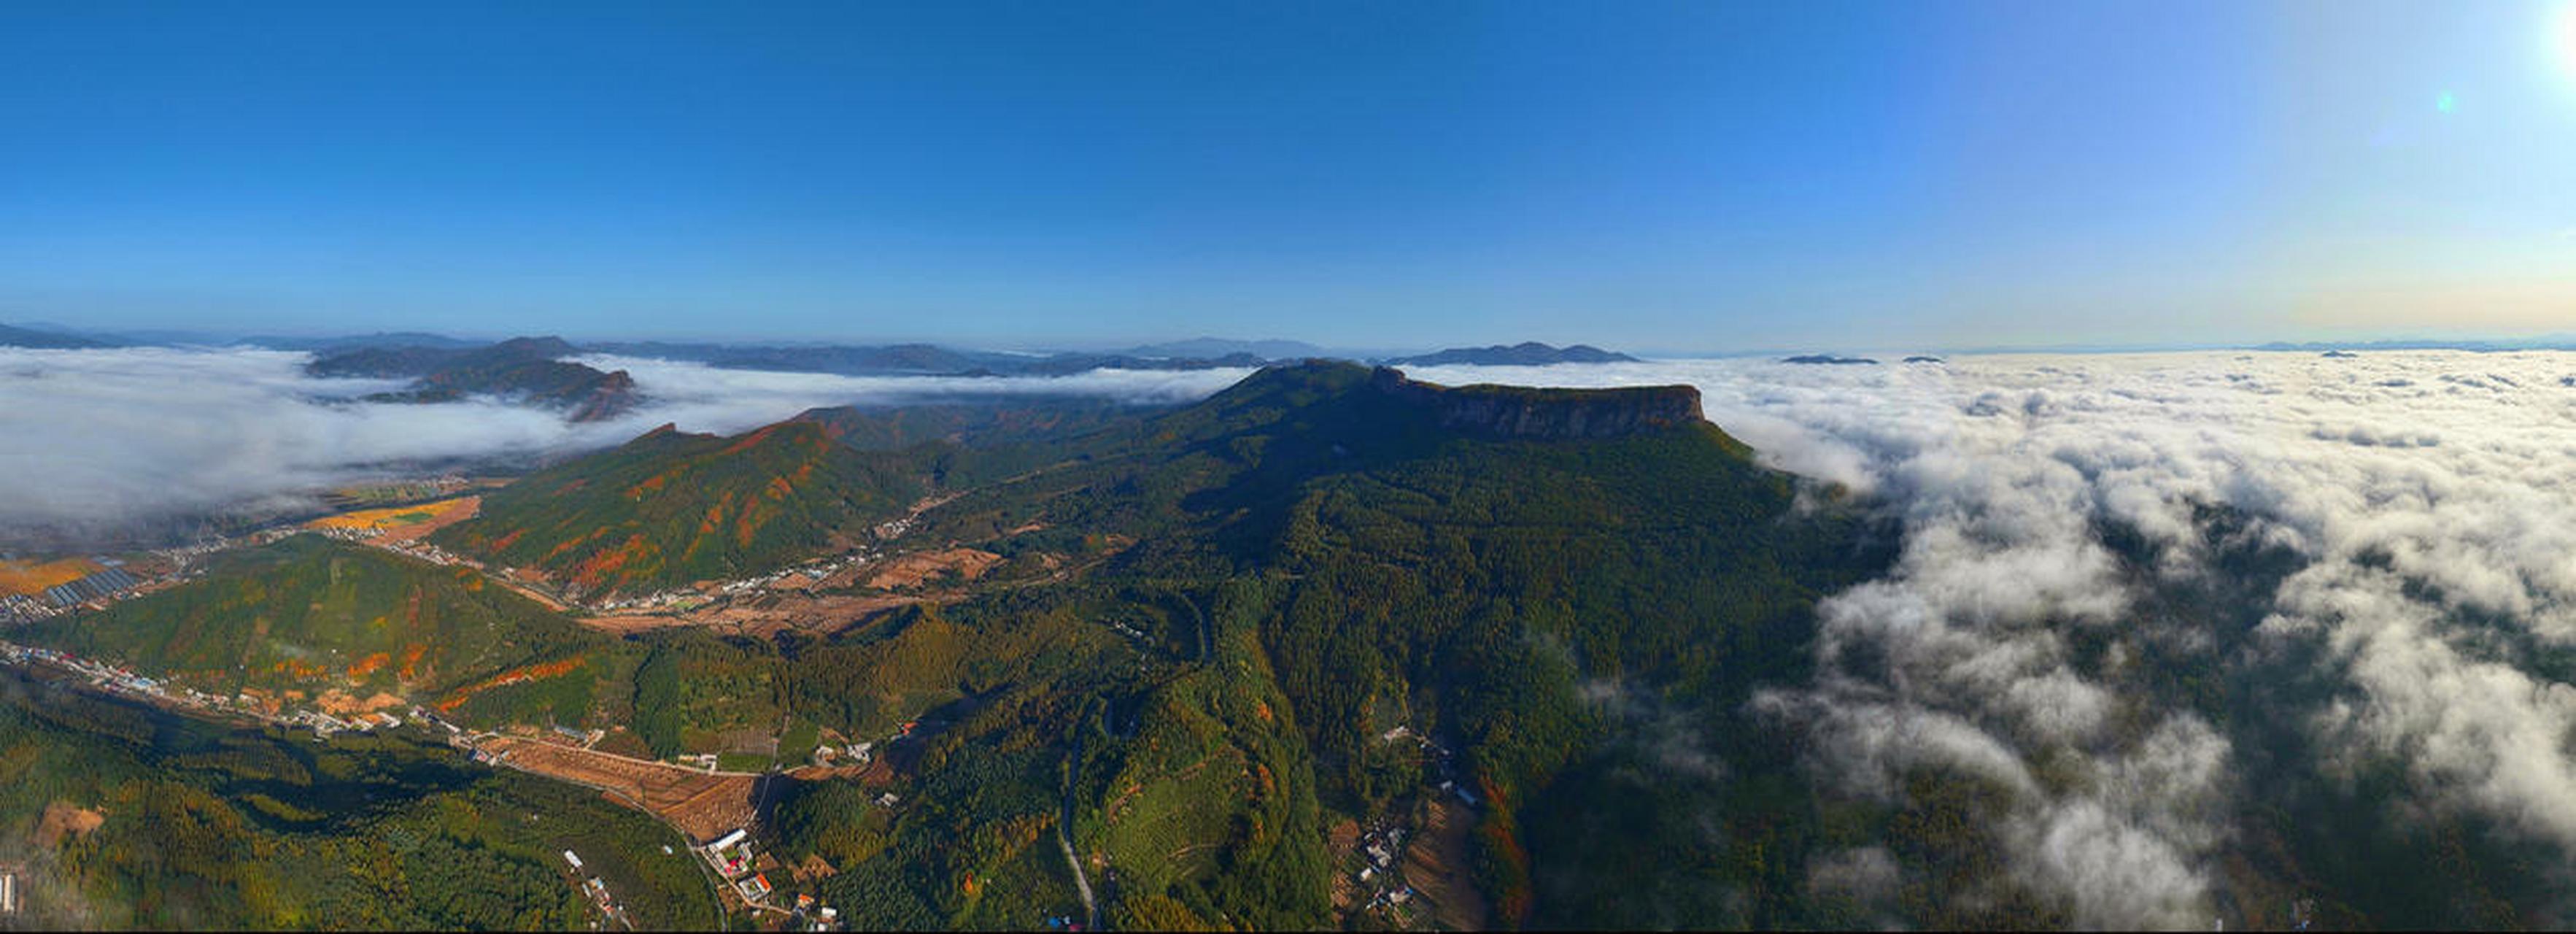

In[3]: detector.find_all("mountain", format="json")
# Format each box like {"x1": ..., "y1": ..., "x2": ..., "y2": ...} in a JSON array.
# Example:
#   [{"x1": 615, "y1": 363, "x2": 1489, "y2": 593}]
[
  {"x1": 312, "y1": 336, "x2": 642, "y2": 421},
  {"x1": 237, "y1": 331, "x2": 481, "y2": 352},
  {"x1": 1782, "y1": 353, "x2": 1879, "y2": 364},
  {"x1": 18, "y1": 360, "x2": 1890, "y2": 930},
  {"x1": 1383, "y1": 341, "x2": 1639, "y2": 366},
  {"x1": 0, "y1": 323, "x2": 112, "y2": 349},
  {"x1": 430, "y1": 419, "x2": 933, "y2": 597},
  {"x1": 22, "y1": 536, "x2": 600, "y2": 706},
  {"x1": 1122, "y1": 336, "x2": 1330, "y2": 360},
  {"x1": 705, "y1": 342, "x2": 989, "y2": 375},
  {"x1": 586, "y1": 339, "x2": 1277, "y2": 377},
  {"x1": 872, "y1": 360, "x2": 1892, "y2": 927}
]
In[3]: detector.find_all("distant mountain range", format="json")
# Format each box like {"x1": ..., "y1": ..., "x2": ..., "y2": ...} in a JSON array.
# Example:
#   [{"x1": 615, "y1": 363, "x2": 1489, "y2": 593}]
[
  {"x1": 239, "y1": 331, "x2": 487, "y2": 352},
  {"x1": 0, "y1": 323, "x2": 112, "y2": 349},
  {"x1": 1383, "y1": 341, "x2": 1639, "y2": 366},
  {"x1": 1120, "y1": 336, "x2": 1331, "y2": 359}
]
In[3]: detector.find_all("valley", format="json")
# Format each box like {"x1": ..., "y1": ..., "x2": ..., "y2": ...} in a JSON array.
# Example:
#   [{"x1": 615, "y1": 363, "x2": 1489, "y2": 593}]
[{"x1": 0, "y1": 360, "x2": 1888, "y2": 930}]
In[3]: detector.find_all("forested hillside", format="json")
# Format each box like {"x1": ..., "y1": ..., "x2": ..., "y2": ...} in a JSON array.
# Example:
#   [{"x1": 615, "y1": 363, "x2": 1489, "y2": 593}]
[
  {"x1": 432, "y1": 420, "x2": 931, "y2": 597},
  {"x1": 15, "y1": 361, "x2": 1898, "y2": 930},
  {"x1": 27, "y1": 536, "x2": 602, "y2": 706},
  {"x1": 0, "y1": 669, "x2": 715, "y2": 930}
]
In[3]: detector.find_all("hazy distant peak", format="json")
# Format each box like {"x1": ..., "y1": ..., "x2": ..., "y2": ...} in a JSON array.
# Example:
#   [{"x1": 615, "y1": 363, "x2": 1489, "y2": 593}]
[
  {"x1": 0, "y1": 323, "x2": 111, "y2": 349},
  {"x1": 1383, "y1": 342, "x2": 1639, "y2": 366},
  {"x1": 1123, "y1": 336, "x2": 1328, "y2": 360}
]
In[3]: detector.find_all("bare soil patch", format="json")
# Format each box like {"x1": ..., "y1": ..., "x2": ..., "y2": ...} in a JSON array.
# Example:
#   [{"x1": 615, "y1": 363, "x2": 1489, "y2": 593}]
[
  {"x1": 481, "y1": 736, "x2": 761, "y2": 843},
  {"x1": 1328, "y1": 817, "x2": 1363, "y2": 911},
  {"x1": 860, "y1": 548, "x2": 1002, "y2": 590},
  {"x1": 34, "y1": 801, "x2": 105, "y2": 847},
  {"x1": 314, "y1": 690, "x2": 406, "y2": 717}
]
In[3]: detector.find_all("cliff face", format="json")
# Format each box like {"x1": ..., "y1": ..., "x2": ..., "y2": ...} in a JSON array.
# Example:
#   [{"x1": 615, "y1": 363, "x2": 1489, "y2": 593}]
[{"x1": 1369, "y1": 367, "x2": 1703, "y2": 439}]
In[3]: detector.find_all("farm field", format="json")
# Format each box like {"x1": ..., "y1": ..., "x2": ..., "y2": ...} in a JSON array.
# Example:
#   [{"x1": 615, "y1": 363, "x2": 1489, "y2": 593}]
[
  {"x1": 306, "y1": 495, "x2": 480, "y2": 541},
  {"x1": 0, "y1": 557, "x2": 103, "y2": 597}
]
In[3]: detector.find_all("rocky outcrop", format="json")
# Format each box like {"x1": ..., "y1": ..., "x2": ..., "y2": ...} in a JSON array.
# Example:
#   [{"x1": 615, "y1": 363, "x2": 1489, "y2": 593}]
[
  {"x1": 330, "y1": 335, "x2": 643, "y2": 422},
  {"x1": 564, "y1": 369, "x2": 639, "y2": 422},
  {"x1": 1368, "y1": 367, "x2": 1702, "y2": 439}
]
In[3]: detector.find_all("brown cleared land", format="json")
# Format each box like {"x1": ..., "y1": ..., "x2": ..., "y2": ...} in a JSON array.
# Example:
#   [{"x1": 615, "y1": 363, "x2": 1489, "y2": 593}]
[
  {"x1": 0, "y1": 557, "x2": 104, "y2": 597},
  {"x1": 34, "y1": 800, "x2": 106, "y2": 847},
  {"x1": 579, "y1": 593, "x2": 929, "y2": 636},
  {"x1": 1402, "y1": 798, "x2": 1491, "y2": 931},
  {"x1": 480, "y1": 736, "x2": 762, "y2": 843},
  {"x1": 1328, "y1": 817, "x2": 1364, "y2": 912},
  {"x1": 854, "y1": 547, "x2": 1003, "y2": 590}
]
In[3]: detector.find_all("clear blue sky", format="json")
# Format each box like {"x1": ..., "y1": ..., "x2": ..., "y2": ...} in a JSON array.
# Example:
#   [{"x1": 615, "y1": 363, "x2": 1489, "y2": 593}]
[{"x1": 4, "y1": 1, "x2": 2573, "y2": 352}]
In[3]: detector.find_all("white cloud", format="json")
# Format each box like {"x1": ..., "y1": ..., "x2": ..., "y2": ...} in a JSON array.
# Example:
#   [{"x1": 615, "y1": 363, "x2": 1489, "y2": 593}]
[
  {"x1": 1408, "y1": 350, "x2": 2576, "y2": 925},
  {"x1": 0, "y1": 347, "x2": 1252, "y2": 542}
]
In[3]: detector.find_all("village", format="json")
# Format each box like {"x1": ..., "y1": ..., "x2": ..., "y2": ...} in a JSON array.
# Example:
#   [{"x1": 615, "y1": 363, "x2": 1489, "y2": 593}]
[
  {"x1": 0, "y1": 636, "x2": 863, "y2": 931},
  {"x1": 1333, "y1": 723, "x2": 1490, "y2": 930},
  {"x1": 0, "y1": 478, "x2": 1090, "y2": 932}
]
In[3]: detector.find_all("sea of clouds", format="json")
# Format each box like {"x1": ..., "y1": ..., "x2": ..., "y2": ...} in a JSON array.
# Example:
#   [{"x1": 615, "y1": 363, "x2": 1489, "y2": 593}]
[
  {"x1": 15, "y1": 344, "x2": 2576, "y2": 924},
  {"x1": 0, "y1": 346, "x2": 1250, "y2": 541},
  {"x1": 1406, "y1": 351, "x2": 2576, "y2": 927}
]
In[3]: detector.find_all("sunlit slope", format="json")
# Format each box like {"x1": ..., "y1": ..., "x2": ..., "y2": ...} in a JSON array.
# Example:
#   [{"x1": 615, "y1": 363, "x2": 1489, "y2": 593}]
[
  {"x1": 433, "y1": 420, "x2": 932, "y2": 596},
  {"x1": 876, "y1": 361, "x2": 1891, "y2": 927},
  {"x1": 21, "y1": 536, "x2": 600, "y2": 700}
]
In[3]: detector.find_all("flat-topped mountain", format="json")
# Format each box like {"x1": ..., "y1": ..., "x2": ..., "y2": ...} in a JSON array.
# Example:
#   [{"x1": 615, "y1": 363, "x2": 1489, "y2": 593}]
[
  {"x1": 1369, "y1": 366, "x2": 1703, "y2": 439},
  {"x1": 1383, "y1": 341, "x2": 1639, "y2": 366}
]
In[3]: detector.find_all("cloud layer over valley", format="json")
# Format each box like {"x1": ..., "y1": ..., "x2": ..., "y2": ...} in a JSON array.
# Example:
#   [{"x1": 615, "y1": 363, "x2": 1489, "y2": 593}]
[
  {"x1": 14, "y1": 343, "x2": 2576, "y2": 925},
  {"x1": 1406, "y1": 351, "x2": 2576, "y2": 927},
  {"x1": 0, "y1": 347, "x2": 1249, "y2": 544}
]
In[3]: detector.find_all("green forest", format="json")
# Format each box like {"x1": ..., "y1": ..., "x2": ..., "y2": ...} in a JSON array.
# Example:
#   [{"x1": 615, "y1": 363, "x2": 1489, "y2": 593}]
[
  {"x1": 17, "y1": 361, "x2": 2565, "y2": 930},
  {"x1": 0, "y1": 669, "x2": 716, "y2": 930}
]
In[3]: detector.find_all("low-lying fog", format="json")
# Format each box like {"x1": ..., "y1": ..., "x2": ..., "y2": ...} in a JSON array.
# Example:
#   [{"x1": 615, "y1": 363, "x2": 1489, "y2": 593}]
[
  {"x1": 1411, "y1": 351, "x2": 2576, "y2": 927},
  {"x1": 15, "y1": 344, "x2": 2576, "y2": 925},
  {"x1": 0, "y1": 346, "x2": 1250, "y2": 544}
]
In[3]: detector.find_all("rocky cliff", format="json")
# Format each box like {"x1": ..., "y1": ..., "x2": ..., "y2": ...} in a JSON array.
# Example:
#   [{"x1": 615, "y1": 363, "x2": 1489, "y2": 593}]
[{"x1": 1368, "y1": 367, "x2": 1703, "y2": 439}]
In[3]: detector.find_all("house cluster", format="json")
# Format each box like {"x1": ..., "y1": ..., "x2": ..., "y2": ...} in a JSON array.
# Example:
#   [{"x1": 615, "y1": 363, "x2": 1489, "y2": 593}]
[
  {"x1": 1353, "y1": 818, "x2": 1422, "y2": 913},
  {"x1": 3, "y1": 641, "x2": 166, "y2": 700},
  {"x1": 699, "y1": 828, "x2": 775, "y2": 906},
  {"x1": 590, "y1": 548, "x2": 873, "y2": 616},
  {"x1": 561, "y1": 849, "x2": 633, "y2": 929},
  {"x1": 788, "y1": 892, "x2": 843, "y2": 931},
  {"x1": 1353, "y1": 819, "x2": 1417, "y2": 911},
  {"x1": 0, "y1": 594, "x2": 57, "y2": 625},
  {"x1": 283, "y1": 707, "x2": 408, "y2": 737},
  {"x1": 808, "y1": 740, "x2": 874, "y2": 769},
  {"x1": 1, "y1": 560, "x2": 155, "y2": 625}
]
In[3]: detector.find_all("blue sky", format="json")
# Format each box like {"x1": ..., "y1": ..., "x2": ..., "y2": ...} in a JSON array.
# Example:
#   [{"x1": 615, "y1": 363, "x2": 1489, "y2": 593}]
[{"x1": 4, "y1": 1, "x2": 2572, "y2": 352}]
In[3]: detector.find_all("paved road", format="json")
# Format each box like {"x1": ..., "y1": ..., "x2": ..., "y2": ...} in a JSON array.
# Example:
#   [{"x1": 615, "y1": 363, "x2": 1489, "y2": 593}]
[{"x1": 1059, "y1": 732, "x2": 1099, "y2": 929}]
